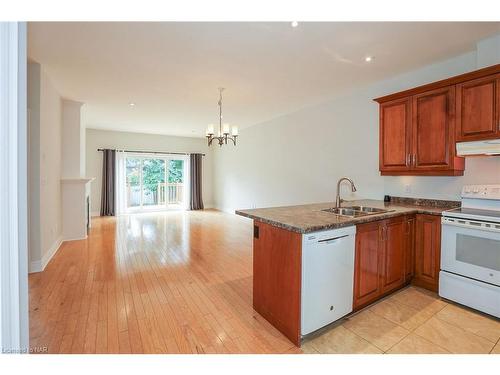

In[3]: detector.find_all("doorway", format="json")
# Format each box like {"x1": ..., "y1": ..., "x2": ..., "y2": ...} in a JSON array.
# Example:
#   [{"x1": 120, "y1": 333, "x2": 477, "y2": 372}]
[{"x1": 123, "y1": 154, "x2": 188, "y2": 212}]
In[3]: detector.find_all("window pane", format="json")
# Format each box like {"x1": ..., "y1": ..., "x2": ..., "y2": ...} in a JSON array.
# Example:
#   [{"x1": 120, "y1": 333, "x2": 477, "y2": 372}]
[
  {"x1": 168, "y1": 159, "x2": 184, "y2": 205},
  {"x1": 168, "y1": 159, "x2": 184, "y2": 183},
  {"x1": 126, "y1": 158, "x2": 141, "y2": 207},
  {"x1": 142, "y1": 158, "x2": 165, "y2": 207}
]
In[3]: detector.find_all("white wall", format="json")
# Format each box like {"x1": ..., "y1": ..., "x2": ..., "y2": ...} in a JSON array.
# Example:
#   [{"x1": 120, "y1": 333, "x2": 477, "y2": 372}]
[
  {"x1": 86, "y1": 128, "x2": 214, "y2": 214},
  {"x1": 27, "y1": 61, "x2": 63, "y2": 270},
  {"x1": 27, "y1": 62, "x2": 41, "y2": 269},
  {"x1": 213, "y1": 37, "x2": 500, "y2": 213},
  {"x1": 61, "y1": 99, "x2": 85, "y2": 178}
]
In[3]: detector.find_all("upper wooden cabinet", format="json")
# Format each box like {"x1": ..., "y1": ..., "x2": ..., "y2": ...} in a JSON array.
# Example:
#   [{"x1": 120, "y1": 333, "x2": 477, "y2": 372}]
[
  {"x1": 376, "y1": 64, "x2": 500, "y2": 176},
  {"x1": 379, "y1": 98, "x2": 412, "y2": 171},
  {"x1": 456, "y1": 73, "x2": 500, "y2": 142},
  {"x1": 412, "y1": 86, "x2": 463, "y2": 173},
  {"x1": 379, "y1": 86, "x2": 464, "y2": 176}
]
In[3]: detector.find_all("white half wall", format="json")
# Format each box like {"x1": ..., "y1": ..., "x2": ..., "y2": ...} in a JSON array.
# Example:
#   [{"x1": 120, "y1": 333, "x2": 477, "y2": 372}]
[
  {"x1": 86, "y1": 128, "x2": 214, "y2": 214},
  {"x1": 27, "y1": 60, "x2": 63, "y2": 272},
  {"x1": 213, "y1": 37, "x2": 500, "y2": 213}
]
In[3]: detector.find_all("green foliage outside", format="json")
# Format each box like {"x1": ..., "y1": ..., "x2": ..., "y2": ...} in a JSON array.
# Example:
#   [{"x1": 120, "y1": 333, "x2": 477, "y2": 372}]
[{"x1": 126, "y1": 158, "x2": 184, "y2": 196}]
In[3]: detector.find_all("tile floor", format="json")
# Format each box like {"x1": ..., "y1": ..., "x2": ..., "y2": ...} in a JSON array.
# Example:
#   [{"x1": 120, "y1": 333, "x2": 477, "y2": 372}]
[{"x1": 301, "y1": 286, "x2": 500, "y2": 354}]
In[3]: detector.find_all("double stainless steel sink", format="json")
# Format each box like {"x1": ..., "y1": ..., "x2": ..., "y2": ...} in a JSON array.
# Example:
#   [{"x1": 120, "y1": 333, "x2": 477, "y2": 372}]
[{"x1": 322, "y1": 205, "x2": 393, "y2": 218}]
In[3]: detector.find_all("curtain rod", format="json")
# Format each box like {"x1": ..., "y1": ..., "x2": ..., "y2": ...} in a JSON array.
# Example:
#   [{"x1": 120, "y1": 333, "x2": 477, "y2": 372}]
[{"x1": 97, "y1": 148, "x2": 205, "y2": 156}]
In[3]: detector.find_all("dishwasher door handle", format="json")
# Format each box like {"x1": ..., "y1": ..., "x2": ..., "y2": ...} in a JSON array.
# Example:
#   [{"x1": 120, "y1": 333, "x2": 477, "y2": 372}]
[{"x1": 317, "y1": 234, "x2": 349, "y2": 244}]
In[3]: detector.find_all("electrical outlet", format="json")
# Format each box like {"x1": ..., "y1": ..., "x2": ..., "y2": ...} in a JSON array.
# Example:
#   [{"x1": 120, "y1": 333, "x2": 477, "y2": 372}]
[{"x1": 404, "y1": 184, "x2": 411, "y2": 193}]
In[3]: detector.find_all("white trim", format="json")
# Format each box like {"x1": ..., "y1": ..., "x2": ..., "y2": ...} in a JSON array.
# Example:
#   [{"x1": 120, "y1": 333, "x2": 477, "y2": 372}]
[
  {"x1": 29, "y1": 236, "x2": 63, "y2": 274},
  {"x1": 62, "y1": 236, "x2": 87, "y2": 242},
  {"x1": 120, "y1": 152, "x2": 190, "y2": 213},
  {"x1": 91, "y1": 211, "x2": 100, "y2": 217},
  {"x1": 0, "y1": 22, "x2": 29, "y2": 353}
]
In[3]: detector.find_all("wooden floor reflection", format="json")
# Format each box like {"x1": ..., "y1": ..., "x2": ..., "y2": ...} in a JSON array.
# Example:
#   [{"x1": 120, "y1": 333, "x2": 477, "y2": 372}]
[{"x1": 29, "y1": 210, "x2": 300, "y2": 354}]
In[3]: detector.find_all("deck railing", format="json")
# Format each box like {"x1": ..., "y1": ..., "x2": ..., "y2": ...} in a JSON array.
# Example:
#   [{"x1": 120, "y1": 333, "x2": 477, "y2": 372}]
[{"x1": 127, "y1": 183, "x2": 184, "y2": 207}]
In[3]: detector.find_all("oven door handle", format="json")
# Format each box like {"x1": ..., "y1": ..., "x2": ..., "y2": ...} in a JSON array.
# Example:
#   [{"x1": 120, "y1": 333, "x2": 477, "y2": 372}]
[{"x1": 442, "y1": 217, "x2": 500, "y2": 234}]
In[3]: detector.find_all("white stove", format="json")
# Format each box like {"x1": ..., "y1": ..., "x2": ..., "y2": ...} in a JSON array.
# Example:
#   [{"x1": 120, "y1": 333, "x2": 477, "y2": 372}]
[{"x1": 440, "y1": 184, "x2": 500, "y2": 318}]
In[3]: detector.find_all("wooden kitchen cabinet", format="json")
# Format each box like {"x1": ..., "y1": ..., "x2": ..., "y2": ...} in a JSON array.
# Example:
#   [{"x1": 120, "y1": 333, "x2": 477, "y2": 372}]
[
  {"x1": 252, "y1": 221, "x2": 302, "y2": 346},
  {"x1": 379, "y1": 98, "x2": 412, "y2": 172},
  {"x1": 354, "y1": 217, "x2": 407, "y2": 309},
  {"x1": 404, "y1": 215, "x2": 416, "y2": 282},
  {"x1": 354, "y1": 214, "x2": 438, "y2": 309},
  {"x1": 413, "y1": 214, "x2": 441, "y2": 292},
  {"x1": 411, "y1": 86, "x2": 463, "y2": 173},
  {"x1": 353, "y1": 221, "x2": 382, "y2": 309},
  {"x1": 376, "y1": 64, "x2": 500, "y2": 176},
  {"x1": 378, "y1": 86, "x2": 464, "y2": 176},
  {"x1": 380, "y1": 216, "x2": 406, "y2": 294},
  {"x1": 456, "y1": 73, "x2": 500, "y2": 142}
]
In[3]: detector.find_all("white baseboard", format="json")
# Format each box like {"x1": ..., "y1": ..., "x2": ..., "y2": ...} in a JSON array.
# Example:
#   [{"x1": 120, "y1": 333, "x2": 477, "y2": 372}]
[
  {"x1": 29, "y1": 260, "x2": 42, "y2": 273},
  {"x1": 29, "y1": 235, "x2": 63, "y2": 273},
  {"x1": 62, "y1": 235, "x2": 87, "y2": 242},
  {"x1": 91, "y1": 211, "x2": 100, "y2": 217}
]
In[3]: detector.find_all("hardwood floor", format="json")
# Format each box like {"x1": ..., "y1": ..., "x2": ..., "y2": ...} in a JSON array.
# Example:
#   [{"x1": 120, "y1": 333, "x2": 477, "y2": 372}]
[{"x1": 29, "y1": 210, "x2": 300, "y2": 354}]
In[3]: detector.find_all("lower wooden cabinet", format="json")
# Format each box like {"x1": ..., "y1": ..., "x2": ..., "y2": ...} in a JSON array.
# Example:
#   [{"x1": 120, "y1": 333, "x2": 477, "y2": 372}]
[
  {"x1": 404, "y1": 216, "x2": 416, "y2": 282},
  {"x1": 354, "y1": 214, "x2": 434, "y2": 310},
  {"x1": 380, "y1": 216, "x2": 406, "y2": 294},
  {"x1": 413, "y1": 214, "x2": 442, "y2": 292},
  {"x1": 252, "y1": 221, "x2": 302, "y2": 346},
  {"x1": 353, "y1": 221, "x2": 382, "y2": 309},
  {"x1": 354, "y1": 216, "x2": 408, "y2": 309}
]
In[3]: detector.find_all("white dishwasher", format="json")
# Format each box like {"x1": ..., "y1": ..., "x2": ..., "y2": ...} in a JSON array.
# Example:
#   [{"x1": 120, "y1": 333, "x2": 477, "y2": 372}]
[{"x1": 301, "y1": 225, "x2": 356, "y2": 336}]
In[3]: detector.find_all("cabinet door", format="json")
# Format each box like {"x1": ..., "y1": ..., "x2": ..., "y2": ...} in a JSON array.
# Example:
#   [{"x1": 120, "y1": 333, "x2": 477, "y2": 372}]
[
  {"x1": 354, "y1": 221, "x2": 382, "y2": 309},
  {"x1": 379, "y1": 98, "x2": 412, "y2": 172},
  {"x1": 456, "y1": 74, "x2": 500, "y2": 141},
  {"x1": 380, "y1": 217, "x2": 406, "y2": 294},
  {"x1": 404, "y1": 215, "x2": 416, "y2": 282},
  {"x1": 414, "y1": 214, "x2": 441, "y2": 292},
  {"x1": 411, "y1": 86, "x2": 458, "y2": 171}
]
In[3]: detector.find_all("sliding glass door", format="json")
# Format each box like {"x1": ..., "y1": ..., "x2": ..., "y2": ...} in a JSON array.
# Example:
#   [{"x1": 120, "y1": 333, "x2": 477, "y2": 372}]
[{"x1": 124, "y1": 154, "x2": 188, "y2": 211}]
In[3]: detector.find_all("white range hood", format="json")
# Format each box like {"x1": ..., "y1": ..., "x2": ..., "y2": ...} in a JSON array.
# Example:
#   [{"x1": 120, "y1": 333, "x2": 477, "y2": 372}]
[{"x1": 456, "y1": 139, "x2": 500, "y2": 156}]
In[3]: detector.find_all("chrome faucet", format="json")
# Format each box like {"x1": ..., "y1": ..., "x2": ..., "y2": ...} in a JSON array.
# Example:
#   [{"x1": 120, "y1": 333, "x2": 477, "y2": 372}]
[{"x1": 335, "y1": 177, "x2": 357, "y2": 208}]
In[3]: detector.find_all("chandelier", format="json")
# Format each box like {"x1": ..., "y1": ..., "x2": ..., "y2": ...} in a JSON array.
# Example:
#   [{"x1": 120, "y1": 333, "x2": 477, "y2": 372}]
[{"x1": 206, "y1": 88, "x2": 238, "y2": 147}]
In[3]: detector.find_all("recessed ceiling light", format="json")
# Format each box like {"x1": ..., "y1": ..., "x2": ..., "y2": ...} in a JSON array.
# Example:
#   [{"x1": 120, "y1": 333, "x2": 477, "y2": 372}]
[
  {"x1": 129, "y1": 102, "x2": 135, "y2": 107},
  {"x1": 365, "y1": 56, "x2": 373, "y2": 62},
  {"x1": 291, "y1": 21, "x2": 299, "y2": 28}
]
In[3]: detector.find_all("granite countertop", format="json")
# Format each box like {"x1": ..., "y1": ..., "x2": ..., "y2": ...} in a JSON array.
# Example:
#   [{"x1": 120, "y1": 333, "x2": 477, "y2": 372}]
[{"x1": 235, "y1": 198, "x2": 459, "y2": 234}]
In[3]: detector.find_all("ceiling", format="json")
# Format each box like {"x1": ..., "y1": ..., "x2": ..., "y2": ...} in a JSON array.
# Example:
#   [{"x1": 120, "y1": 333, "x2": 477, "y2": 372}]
[{"x1": 28, "y1": 22, "x2": 500, "y2": 137}]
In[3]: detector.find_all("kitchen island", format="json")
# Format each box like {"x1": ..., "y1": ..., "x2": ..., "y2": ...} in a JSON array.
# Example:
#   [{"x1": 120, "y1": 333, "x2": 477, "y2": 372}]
[{"x1": 236, "y1": 198, "x2": 458, "y2": 346}]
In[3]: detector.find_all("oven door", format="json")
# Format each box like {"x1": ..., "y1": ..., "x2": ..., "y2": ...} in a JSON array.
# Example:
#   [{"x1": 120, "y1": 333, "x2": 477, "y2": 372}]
[{"x1": 441, "y1": 217, "x2": 500, "y2": 287}]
